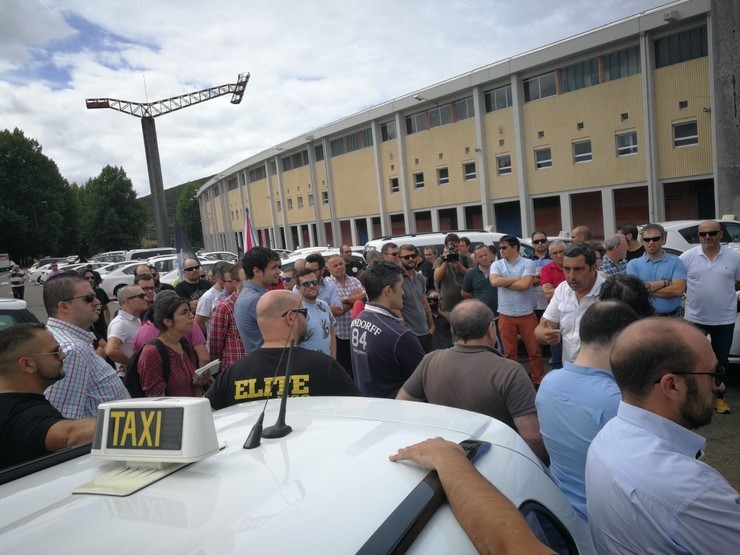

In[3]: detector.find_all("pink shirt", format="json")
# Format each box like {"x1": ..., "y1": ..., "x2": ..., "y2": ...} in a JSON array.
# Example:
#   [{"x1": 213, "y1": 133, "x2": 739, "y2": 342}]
[{"x1": 134, "y1": 321, "x2": 206, "y2": 350}]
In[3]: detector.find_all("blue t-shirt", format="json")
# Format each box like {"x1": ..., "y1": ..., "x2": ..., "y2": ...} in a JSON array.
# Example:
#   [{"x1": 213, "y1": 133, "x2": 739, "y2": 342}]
[
  {"x1": 234, "y1": 280, "x2": 267, "y2": 354},
  {"x1": 491, "y1": 257, "x2": 536, "y2": 316},
  {"x1": 300, "y1": 299, "x2": 336, "y2": 356},
  {"x1": 626, "y1": 253, "x2": 686, "y2": 314}
]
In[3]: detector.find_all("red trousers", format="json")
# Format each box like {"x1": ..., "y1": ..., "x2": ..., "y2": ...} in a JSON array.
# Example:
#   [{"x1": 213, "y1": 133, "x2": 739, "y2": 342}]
[{"x1": 498, "y1": 312, "x2": 544, "y2": 384}]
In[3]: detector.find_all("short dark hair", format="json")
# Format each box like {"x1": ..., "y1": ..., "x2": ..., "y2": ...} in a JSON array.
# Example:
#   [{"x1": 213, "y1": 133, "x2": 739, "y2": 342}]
[
  {"x1": 579, "y1": 300, "x2": 639, "y2": 346},
  {"x1": 564, "y1": 242, "x2": 596, "y2": 266},
  {"x1": 459, "y1": 237, "x2": 471, "y2": 247},
  {"x1": 305, "y1": 252, "x2": 327, "y2": 269},
  {"x1": 363, "y1": 261, "x2": 403, "y2": 302},
  {"x1": 152, "y1": 295, "x2": 189, "y2": 332},
  {"x1": 212, "y1": 261, "x2": 232, "y2": 281},
  {"x1": 0, "y1": 323, "x2": 47, "y2": 372},
  {"x1": 380, "y1": 242, "x2": 399, "y2": 254},
  {"x1": 642, "y1": 223, "x2": 666, "y2": 239},
  {"x1": 134, "y1": 273, "x2": 154, "y2": 285},
  {"x1": 444, "y1": 233, "x2": 460, "y2": 244},
  {"x1": 619, "y1": 224, "x2": 639, "y2": 240},
  {"x1": 500, "y1": 235, "x2": 520, "y2": 250},
  {"x1": 296, "y1": 268, "x2": 318, "y2": 281},
  {"x1": 599, "y1": 275, "x2": 655, "y2": 318},
  {"x1": 531, "y1": 229, "x2": 547, "y2": 240},
  {"x1": 43, "y1": 274, "x2": 88, "y2": 317},
  {"x1": 398, "y1": 244, "x2": 418, "y2": 255},
  {"x1": 242, "y1": 246, "x2": 280, "y2": 279},
  {"x1": 610, "y1": 318, "x2": 698, "y2": 399},
  {"x1": 450, "y1": 300, "x2": 494, "y2": 342}
]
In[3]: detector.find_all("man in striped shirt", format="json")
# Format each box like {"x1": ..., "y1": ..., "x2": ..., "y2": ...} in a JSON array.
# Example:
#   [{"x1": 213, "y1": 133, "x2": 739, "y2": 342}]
[{"x1": 326, "y1": 254, "x2": 365, "y2": 378}]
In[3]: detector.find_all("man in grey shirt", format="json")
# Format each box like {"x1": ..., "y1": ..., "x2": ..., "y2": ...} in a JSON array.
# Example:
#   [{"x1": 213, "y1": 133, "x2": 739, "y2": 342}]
[{"x1": 399, "y1": 244, "x2": 434, "y2": 352}]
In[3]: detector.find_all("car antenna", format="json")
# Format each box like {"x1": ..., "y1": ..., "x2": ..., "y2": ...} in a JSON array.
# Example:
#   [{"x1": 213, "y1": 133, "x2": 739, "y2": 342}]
[{"x1": 244, "y1": 293, "x2": 303, "y2": 449}]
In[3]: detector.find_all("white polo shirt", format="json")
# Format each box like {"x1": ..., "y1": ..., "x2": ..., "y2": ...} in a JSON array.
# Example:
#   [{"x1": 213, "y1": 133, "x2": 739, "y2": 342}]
[
  {"x1": 106, "y1": 309, "x2": 141, "y2": 373},
  {"x1": 542, "y1": 274, "x2": 604, "y2": 363},
  {"x1": 680, "y1": 245, "x2": 740, "y2": 326}
]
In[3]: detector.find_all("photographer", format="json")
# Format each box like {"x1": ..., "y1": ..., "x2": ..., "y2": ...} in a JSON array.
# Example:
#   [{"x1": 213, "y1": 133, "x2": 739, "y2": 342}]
[
  {"x1": 427, "y1": 290, "x2": 452, "y2": 350},
  {"x1": 432, "y1": 233, "x2": 471, "y2": 312}
]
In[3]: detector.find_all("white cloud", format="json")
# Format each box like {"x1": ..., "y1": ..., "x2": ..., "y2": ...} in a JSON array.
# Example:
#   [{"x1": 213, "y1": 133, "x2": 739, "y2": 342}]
[{"x1": 1, "y1": 0, "x2": 669, "y2": 196}]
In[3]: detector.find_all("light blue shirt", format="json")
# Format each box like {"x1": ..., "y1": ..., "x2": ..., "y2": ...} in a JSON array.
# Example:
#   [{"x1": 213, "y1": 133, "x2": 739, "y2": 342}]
[
  {"x1": 586, "y1": 402, "x2": 740, "y2": 554},
  {"x1": 491, "y1": 256, "x2": 536, "y2": 317},
  {"x1": 626, "y1": 253, "x2": 686, "y2": 314},
  {"x1": 535, "y1": 362, "x2": 620, "y2": 521},
  {"x1": 300, "y1": 299, "x2": 336, "y2": 356},
  {"x1": 234, "y1": 280, "x2": 267, "y2": 354}
]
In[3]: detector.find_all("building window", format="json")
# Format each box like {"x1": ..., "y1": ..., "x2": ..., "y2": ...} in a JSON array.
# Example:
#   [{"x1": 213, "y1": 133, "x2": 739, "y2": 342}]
[
  {"x1": 437, "y1": 167, "x2": 449, "y2": 186},
  {"x1": 314, "y1": 144, "x2": 324, "y2": 161},
  {"x1": 535, "y1": 147, "x2": 552, "y2": 169},
  {"x1": 673, "y1": 121, "x2": 698, "y2": 147},
  {"x1": 655, "y1": 26, "x2": 708, "y2": 69},
  {"x1": 524, "y1": 72, "x2": 557, "y2": 102},
  {"x1": 604, "y1": 46, "x2": 641, "y2": 81},
  {"x1": 560, "y1": 59, "x2": 599, "y2": 93},
  {"x1": 308, "y1": 193, "x2": 314, "y2": 207},
  {"x1": 287, "y1": 198, "x2": 293, "y2": 210},
  {"x1": 428, "y1": 104, "x2": 453, "y2": 128},
  {"x1": 413, "y1": 172, "x2": 425, "y2": 189},
  {"x1": 463, "y1": 162, "x2": 476, "y2": 181},
  {"x1": 227, "y1": 179, "x2": 238, "y2": 191},
  {"x1": 406, "y1": 112, "x2": 428, "y2": 135},
  {"x1": 573, "y1": 140, "x2": 592, "y2": 163},
  {"x1": 484, "y1": 84, "x2": 512, "y2": 112},
  {"x1": 297, "y1": 196, "x2": 304, "y2": 209},
  {"x1": 381, "y1": 121, "x2": 397, "y2": 141},
  {"x1": 616, "y1": 131, "x2": 638, "y2": 156},
  {"x1": 281, "y1": 156, "x2": 292, "y2": 172},
  {"x1": 454, "y1": 96, "x2": 475, "y2": 120},
  {"x1": 269, "y1": 161, "x2": 277, "y2": 175},
  {"x1": 322, "y1": 191, "x2": 329, "y2": 204},
  {"x1": 330, "y1": 128, "x2": 373, "y2": 157},
  {"x1": 496, "y1": 154, "x2": 512, "y2": 175},
  {"x1": 277, "y1": 200, "x2": 282, "y2": 212},
  {"x1": 389, "y1": 177, "x2": 400, "y2": 193},
  {"x1": 248, "y1": 166, "x2": 266, "y2": 182}
]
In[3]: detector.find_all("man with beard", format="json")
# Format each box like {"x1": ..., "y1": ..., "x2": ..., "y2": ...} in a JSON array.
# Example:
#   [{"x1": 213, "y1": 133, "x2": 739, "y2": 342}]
[
  {"x1": 0, "y1": 323, "x2": 96, "y2": 469},
  {"x1": 398, "y1": 245, "x2": 434, "y2": 353},
  {"x1": 586, "y1": 318, "x2": 739, "y2": 553},
  {"x1": 295, "y1": 269, "x2": 336, "y2": 357},
  {"x1": 235, "y1": 247, "x2": 282, "y2": 354},
  {"x1": 205, "y1": 290, "x2": 359, "y2": 410}
]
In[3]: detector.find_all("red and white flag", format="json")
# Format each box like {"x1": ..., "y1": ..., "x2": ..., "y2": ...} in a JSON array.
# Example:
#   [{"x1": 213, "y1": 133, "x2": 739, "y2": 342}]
[{"x1": 243, "y1": 209, "x2": 259, "y2": 252}]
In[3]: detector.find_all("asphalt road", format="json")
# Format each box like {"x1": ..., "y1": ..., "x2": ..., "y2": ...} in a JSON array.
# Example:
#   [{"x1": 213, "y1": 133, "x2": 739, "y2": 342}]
[{"x1": 5, "y1": 276, "x2": 740, "y2": 487}]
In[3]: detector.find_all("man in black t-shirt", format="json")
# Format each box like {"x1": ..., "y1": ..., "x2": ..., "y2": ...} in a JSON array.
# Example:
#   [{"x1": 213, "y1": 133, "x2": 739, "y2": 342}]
[
  {"x1": 175, "y1": 258, "x2": 212, "y2": 299},
  {"x1": 205, "y1": 290, "x2": 359, "y2": 410},
  {"x1": 0, "y1": 323, "x2": 96, "y2": 470}
]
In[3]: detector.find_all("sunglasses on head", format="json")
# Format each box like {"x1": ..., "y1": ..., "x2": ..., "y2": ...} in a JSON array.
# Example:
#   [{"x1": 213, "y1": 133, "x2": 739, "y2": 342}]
[
  {"x1": 63, "y1": 294, "x2": 97, "y2": 303},
  {"x1": 281, "y1": 307, "x2": 308, "y2": 318},
  {"x1": 698, "y1": 230, "x2": 720, "y2": 237}
]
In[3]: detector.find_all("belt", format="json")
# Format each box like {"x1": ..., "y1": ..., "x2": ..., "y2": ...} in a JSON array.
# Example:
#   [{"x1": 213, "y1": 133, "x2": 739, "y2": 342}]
[{"x1": 657, "y1": 308, "x2": 681, "y2": 317}]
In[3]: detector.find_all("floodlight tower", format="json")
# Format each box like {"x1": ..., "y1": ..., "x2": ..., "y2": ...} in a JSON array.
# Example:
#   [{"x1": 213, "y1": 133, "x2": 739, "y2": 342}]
[{"x1": 86, "y1": 73, "x2": 250, "y2": 247}]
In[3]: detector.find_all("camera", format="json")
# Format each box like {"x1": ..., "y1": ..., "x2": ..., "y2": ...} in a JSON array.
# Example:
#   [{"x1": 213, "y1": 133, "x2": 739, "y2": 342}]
[{"x1": 444, "y1": 241, "x2": 459, "y2": 262}]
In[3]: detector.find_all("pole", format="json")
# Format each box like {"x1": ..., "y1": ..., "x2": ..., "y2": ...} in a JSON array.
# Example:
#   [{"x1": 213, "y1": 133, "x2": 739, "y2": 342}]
[{"x1": 141, "y1": 116, "x2": 169, "y2": 247}]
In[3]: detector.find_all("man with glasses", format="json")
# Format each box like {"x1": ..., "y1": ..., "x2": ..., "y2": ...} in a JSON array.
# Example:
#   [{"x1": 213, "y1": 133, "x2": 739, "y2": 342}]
[
  {"x1": 680, "y1": 220, "x2": 740, "y2": 414},
  {"x1": 302, "y1": 253, "x2": 342, "y2": 317},
  {"x1": 626, "y1": 223, "x2": 686, "y2": 316},
  {"x1": 136, "y1": 264, "x2": 174, "y2": 293},
  {"x1": 195, "y1": 262, "x2": 234, "y2": 338},
  {"x1": 175, "y1": 258, "x2": 212, "y2": 299},
  {"x1": 380, "y1": 242, "x2": 401, "y2": 263},
  {"x1": 433, "y1": 233, "x2": 471, "y2": 313},
  {"x1": 397, "y1": 299, "x2": 549, "y2": 466},
  {"x1": 398, "y1": 244, "x2": 435, "y2": 353},
  {"x1": 528, "y1": 230, "x2": 551, "y2": 320},
  {"x1": 235, "y1": 247, "x2": 282, "y2": 354},
  {"x1": 105, "y1": 285, "x2": 149, "y2": 376},
  {"x1": 209, "y1": 265, "x2": 247, "y2": 367},
  {"x1": 43, "y1": 274, "x2": 129, "y2": 418},
  {"x1": 295, "y1": 269, "x2": 337, "y2": 357},
  {"x1": 205, "y1": 290, "x2": 359, "y2": 410},
  {"x1": 326, "y1": 254, "x2": 365, "y2": 377},
  {"x1": 586, "y1": 318, "x2": 739, "y2": 553},
  {"x1": 0, "y1": 323, "x2": 97, "y2": 470},
  {"x1": 341, "y1": 244, "x2": 364, "y2": 278}
]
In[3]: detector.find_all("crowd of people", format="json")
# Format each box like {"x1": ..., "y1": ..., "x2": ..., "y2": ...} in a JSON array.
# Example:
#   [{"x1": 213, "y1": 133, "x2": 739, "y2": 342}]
[{"x1": 2, "y1": 221, "x2": 739, "y2": 553}]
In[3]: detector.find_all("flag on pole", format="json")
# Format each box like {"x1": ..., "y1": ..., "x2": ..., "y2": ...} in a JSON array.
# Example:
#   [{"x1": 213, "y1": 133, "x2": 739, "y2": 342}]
[
  {"x1": 175, "y1": 220, "x2": 200, "y2": 283},
  {"x1": 243, "y1": 208, "x2": 259, "y2": 253}
]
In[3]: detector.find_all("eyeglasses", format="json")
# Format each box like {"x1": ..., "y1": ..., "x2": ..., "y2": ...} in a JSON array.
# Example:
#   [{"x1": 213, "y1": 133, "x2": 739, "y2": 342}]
[
  {"x1": 643, "y1": 236, "x2": 662, "y2": 243},
  {"x1": 698, "y1": 230, "x2": 720, "y2": 237},
  {"x1": 126, "y1": 293, "x2": 148, "y2": 300},
  {"x1": 499, "y1": 246, "x2": 509, "y2": 251},
  {"x1": 62, "y1": 294, "x2": 97, "y2": 303},
  {"x1": 654, "y1": 364, "x2": 725, "y2": 386},
  {"x1": 299, "y1": 280, "x2": 319, "y2": 288},
  {"x1": 26, "y1": 348, "x2": 64, "y2": 359},
  {"x1": 281, "y1": 307, "x2": 308, "y2": 318},
  {"x1": 278, "y1": 276, "x2": 293, "y2": 283},
  {"x1": 385, "y1": 252, "x2": 400, "y2": 258},
  {"x1": 183, "y1": 265, "x2": 201, "y2": 272},
  {"x1": 400, "y1": 254, "x2": 417, "y2": 260},
  {"x1": 532, "y1": 239, "x2": 548, "y2": 245}
]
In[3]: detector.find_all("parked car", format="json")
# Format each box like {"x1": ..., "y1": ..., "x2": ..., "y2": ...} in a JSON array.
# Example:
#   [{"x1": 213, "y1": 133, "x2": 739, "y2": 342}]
[
  {"x1": 38, "y1": 262, "x2": 109, "y2": 284},
  {"x1": 0, "y1": 397, "x2": 595, "y2": 554},
  {"x1": 99, "y1": 262, "x2": 145, "y2": 299},
  {"x1": 0, "y1": 298, "x2": 40, "y2": 331},
  {"x1": 91, "y1": 250, "x2": 127, "y2": 263},
  {"x1": 125, "y1": 247, "x2": 176, "y2": 261},
  {"x1": 199, "y1": 251, "x2": 239, "y2": 263}
]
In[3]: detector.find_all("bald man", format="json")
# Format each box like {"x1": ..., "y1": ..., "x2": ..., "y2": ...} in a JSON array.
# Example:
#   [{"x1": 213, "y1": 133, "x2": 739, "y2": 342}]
[
  {"x1": 205, "y1": 290, "x2": 359, "y2": 410},
  {"x1": 586, "y1": 318, "x2": 739, "y2": 553},
  {"x1": 174, "y1": 258, "x2": 212, "y2": 299},
  {"x1": 570, "y1": 226, "x2": 592, "y2": 244},
  {"x1": 0, "y1": 323, "x2": 96, "y2": 470}
]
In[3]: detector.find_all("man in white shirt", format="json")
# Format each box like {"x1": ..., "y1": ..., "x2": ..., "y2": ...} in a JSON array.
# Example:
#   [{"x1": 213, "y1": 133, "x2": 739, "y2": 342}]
[
  {"x1": 195, "y1": 261, "x2": 235, "y2": 338},
  {"x1": 586, "y1": 318, "x2": 739, "y2": 554},
  {"x1": 106, "y1": 285, "x2": 148, "y2": 374}
]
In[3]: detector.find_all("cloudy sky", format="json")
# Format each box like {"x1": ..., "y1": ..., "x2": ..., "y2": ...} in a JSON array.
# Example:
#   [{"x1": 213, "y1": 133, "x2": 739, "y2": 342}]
[{"x1": 1, "y1": 0, "x2": 671, "y2": 197}]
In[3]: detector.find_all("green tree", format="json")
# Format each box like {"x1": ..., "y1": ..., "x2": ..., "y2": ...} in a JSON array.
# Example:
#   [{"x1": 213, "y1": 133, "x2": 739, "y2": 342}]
[
  {"x1": 82, "y1": 165, "x2": 146, "y2": 253},
  {"x1": 176, "y1": 180, "x2": 204, "y2": 248},
  {"x1": 0, "y1": 128, "x2": 68, "y2": 263}
]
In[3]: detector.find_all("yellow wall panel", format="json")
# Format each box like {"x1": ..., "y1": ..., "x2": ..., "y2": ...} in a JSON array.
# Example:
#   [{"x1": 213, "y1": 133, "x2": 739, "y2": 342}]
[
  {"x1": 246, "y1": 180, "x2": 273, "y2": 230},
  {"x1": 483, "y1": 108, "x2": 519, "y2": 198},
  {"x1": 380, "y1": 140, "x2": 404, "y2": 213},
  {"x1": 329, "y1": 148, "x2": 379, "y2": 217}
]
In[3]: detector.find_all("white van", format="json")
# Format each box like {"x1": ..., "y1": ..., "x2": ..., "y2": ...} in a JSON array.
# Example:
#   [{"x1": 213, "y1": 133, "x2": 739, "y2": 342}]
[
  {"x1": 125, "y1": 247, "x2": 176, "y2": 261},
  {"x1": 363, "y1": 230, "x2": 505, "y2": 261}
]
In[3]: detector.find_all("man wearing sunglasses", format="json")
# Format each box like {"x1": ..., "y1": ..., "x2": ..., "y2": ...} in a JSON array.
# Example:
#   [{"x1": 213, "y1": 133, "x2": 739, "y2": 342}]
[
  {"x1": 174, "y1": 258, "x2": 212, "y2": 300},
  {"x1": 295, "y1": 269, "x2": 337, "y2": 357},
  {"x1": 398, "y1": 245, "x2": 434, "y2": 353},
  {"x1": 626, "y1": 223, "x2": 686, "y2": 316},
  {"x1": 680, "y1": 220, "x2": 740, "y2": 414},
  {"x1": 105, "y1": 285, "x2": 149, "y2": 375},
  {"x1": 586, "y1": 318, "x2": 739, "y2": 553},
  {"x1": 205, "y1": 290, "x2": 359, "y2": 409},
  {"x1": 43, "y1": 274, "x2": 130, "y2": 419},
  {"x1": 0, "y1": 323, "x2": 97, "y2": 470}
]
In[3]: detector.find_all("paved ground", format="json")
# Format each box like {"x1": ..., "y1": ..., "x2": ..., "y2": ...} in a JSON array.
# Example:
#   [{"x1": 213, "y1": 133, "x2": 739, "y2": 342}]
[{"x1": 5, "y1": 277, "x2": 740, "y2": 487}]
